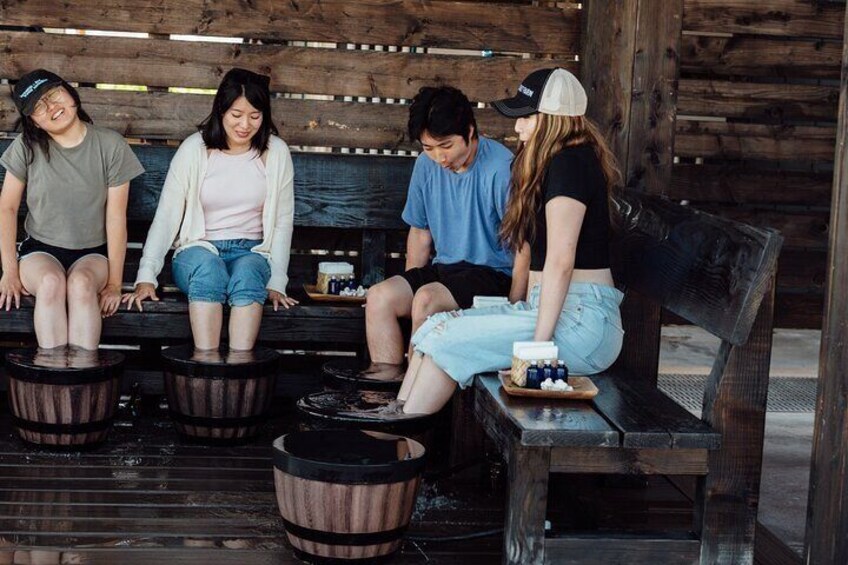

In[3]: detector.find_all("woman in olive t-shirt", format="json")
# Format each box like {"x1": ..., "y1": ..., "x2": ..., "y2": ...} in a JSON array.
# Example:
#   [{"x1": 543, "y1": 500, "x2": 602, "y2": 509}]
[{"x1": 0, "y1": 69, "x2": 144, "y2": 350}]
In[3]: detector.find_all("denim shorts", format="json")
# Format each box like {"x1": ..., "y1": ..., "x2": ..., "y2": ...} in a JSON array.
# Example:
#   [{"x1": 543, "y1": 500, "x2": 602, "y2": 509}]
[
  {"x1": 411, "y1": 282, "x2": 625, "y2": 388},
  {"x1": 172, "y1": 239, "x2": 270, "y2": 307}
]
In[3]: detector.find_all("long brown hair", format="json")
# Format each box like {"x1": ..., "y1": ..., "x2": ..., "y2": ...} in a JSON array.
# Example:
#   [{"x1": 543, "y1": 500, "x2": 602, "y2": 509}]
[{"x1": 500, "y1": 113, "x2": 621, "y2": 252}]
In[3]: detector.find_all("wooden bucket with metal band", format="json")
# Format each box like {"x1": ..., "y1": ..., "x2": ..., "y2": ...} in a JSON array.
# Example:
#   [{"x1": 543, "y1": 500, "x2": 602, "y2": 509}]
[
  {"x1": 273, "y1": 430, "x2": 426, "y2": 562},
  {"x1": 6, "y1": 348, "x2": 124, "y2": 448},
  {"x1": 162, "y1": 345, "x2": 279, "y2": 445}
]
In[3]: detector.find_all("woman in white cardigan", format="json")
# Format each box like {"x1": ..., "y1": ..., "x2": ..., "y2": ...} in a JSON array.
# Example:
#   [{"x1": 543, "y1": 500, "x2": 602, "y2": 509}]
[{"x1": 122, "y1": 68, "x2": 296, "y2": 351}]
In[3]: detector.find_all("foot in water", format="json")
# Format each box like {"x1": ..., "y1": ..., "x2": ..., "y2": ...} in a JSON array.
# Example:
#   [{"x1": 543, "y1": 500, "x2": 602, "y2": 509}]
[{"x1": 361, "y1": 362, "x2": 405, "y2": 382}]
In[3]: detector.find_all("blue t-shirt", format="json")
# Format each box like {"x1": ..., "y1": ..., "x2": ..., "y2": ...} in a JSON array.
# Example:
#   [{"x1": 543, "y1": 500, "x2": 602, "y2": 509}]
[{"x1": 401, "y1": 136, "x2": 514, "y2": 275}]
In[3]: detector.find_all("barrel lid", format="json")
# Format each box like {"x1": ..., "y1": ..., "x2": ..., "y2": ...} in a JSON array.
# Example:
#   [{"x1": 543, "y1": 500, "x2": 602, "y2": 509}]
[
  {"x1": 273, "y1": 430, "x2": 426, "y2": 484},
  {"x1": 5, "y1": 347, "x2": 124, "y2": 384},
  {"x1": 162, "y1": 345, "x2": 279, "y2": 378},
  {"x1": 322, "y1": 359, "x2": 405, "y2": 392}
]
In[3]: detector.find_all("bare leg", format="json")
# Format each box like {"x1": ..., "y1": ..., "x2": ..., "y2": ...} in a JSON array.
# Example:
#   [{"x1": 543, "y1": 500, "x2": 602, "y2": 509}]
[
  {"x1": 228, "y1": 303, "x2": 263, "y2": 350},
  {"x1": 402, "y1": 355, "x2": 457, "y2": 415},
  {"x1": 365, "y1": 276, "x2": 414, "y2": 364},
  {"x1": 407, "y1": 282, "x2": 459, "y2": 361},
  {"x1": 66, "y1": 256, "x2": 109, "y2": 350},
  {"x1": 189, "y1": 302, "x2": 224, "y2": 350},
  {"x1": 19, "y1": 254, "x2": 68, "y2": 349},
  {"x1": 397, "y1": 351, "x2": 425, "y2": 403}
]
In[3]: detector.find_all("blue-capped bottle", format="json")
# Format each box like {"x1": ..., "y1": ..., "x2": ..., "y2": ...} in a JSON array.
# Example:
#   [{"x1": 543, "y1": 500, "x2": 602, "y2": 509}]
[
  {"x1": 555, "y1": 359, "x2": 569, "y2": 384},
  {"x1": 328, "y1": 276, "x2": 341, "y2": 295},
  {"x1": 525, "y1": 361, "x2": 541, "y2": 389},
  {"x1": 346, "y1": 274, "x2": 357, "y2": 291}
]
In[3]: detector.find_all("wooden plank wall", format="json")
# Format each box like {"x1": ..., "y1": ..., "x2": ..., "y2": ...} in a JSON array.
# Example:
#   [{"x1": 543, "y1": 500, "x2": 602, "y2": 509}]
[
  {"x1": 0, "y1": 0, "x2": 581, "y2": 299},
  {"x1": 670, "y1": 0, "x2": 845, "y2": 328}
]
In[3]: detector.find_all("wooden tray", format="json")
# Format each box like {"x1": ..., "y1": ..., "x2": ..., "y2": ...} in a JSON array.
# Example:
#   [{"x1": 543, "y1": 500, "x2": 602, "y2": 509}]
[
  {"x1": 303, "y1": 284, "x2": 367, "y2": 303},
  {"x1": 498, "y1": 371, "x2": 598, "y2": 400}
]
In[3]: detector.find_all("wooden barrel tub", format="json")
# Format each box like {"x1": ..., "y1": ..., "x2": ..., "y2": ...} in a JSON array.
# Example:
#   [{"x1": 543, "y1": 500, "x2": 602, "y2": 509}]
[
  {"x1": 5, "y1": 348, "x2": 124, "y2": 448},
  {"x1": 322, "y1": 359, "x2": 405, "y2": 392},
  {"x1": 162, "y1": 345, "x2": 279, "y2": 444},
  {"x1": 273, "y1": 430, "x2": 426, "y2": 562}
]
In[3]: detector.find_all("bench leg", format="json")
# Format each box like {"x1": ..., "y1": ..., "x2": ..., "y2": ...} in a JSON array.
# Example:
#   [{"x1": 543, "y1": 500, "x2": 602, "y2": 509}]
[{"x1": 503, "y1": 445, "x2": 550, "y2": 565}]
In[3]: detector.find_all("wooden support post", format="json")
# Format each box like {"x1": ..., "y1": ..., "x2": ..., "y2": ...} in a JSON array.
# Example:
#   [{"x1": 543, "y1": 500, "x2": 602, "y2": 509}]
[
  {"x1": 503, "y1": 444, "x2": 550, "y2": 565},
  {"x1": 582, "y1": 0, "x2": 682, "y2": 386},
  {"x1": 804, "y1": 5, "x2": 848, "y2": 563},
  {"x1": 699, "y1": 281, "x2": 776, "y2": 564}
]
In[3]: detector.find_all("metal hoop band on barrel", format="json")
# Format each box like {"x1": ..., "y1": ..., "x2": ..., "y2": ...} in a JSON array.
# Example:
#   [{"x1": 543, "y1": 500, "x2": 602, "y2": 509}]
[
  {"x1": 11, "y1": 414, "x2": 115, "y2": 434},
  {"x1": 167, "y1": 411, "x2": 268, "y2": 428},
  {"x1": 282, "y1": 518, "x2": 407, "y2": 546}
]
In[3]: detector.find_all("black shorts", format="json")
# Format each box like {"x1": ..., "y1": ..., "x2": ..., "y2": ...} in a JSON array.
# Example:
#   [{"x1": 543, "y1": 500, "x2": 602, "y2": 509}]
[
  {"x1": 399, "y1": 262, "x2": 511, "y2": 309},
  {"x1": 18, "y1": 236, "x2": 108, "y2": 271}
]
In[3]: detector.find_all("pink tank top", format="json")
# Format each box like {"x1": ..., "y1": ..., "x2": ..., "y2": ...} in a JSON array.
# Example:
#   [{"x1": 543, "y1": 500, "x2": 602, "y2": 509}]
[{"x1": 200, "y1": 149, "x2": 267, "y2": 241}]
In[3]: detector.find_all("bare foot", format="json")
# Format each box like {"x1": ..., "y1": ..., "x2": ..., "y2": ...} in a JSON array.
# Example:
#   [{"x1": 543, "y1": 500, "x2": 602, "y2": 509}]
[{"x1": 362, "y1": 362, "x2": 405, "y2": 382}]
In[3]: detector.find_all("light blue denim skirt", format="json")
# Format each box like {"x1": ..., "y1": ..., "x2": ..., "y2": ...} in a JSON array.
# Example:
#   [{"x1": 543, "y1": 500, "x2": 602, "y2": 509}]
[{"x1": 411, "y1": 282, "x2": 625, "y2": 388}]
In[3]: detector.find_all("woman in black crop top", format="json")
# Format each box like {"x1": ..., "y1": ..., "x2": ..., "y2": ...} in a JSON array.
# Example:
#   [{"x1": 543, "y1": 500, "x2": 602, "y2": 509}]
[{"x1": 396, "y1": 68, "x2": 625, "y2": 415}]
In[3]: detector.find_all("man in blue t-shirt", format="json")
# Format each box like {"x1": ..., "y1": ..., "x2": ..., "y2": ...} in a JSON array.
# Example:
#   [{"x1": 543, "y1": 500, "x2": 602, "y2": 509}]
[{"x1": 365, "y1": 86, "x2": 515, "y2": 369}]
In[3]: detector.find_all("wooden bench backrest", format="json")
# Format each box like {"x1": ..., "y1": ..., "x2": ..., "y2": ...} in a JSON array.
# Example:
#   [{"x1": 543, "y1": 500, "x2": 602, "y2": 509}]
[
  {"x1": 612, "y1": 189, "x2": 783, "y2": 346},
  {"x1": 0, "y1": 141, "x2": 414, "y2": 290}
]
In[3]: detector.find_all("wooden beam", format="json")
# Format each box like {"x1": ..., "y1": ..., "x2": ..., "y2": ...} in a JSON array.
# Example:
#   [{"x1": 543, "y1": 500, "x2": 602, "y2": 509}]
[
  {"x1": 682, "y1": 0, "x2": 844, "y2": 40},
  {"x1": 0, "y1": 0, "x2": 582, "y2": 55},
  {"x1": 0, "y1": 31, "x2": 577, "y2": 102},
  {"x1": 680, "y1": 35, "x2": 843, "y2": 80},
  {"x1": 549, "y1": 447, "x2": 709, "y2": 475},
  {"x1": 804, "y1": 5, "x2": 848, "y2": 564},
  {"x1": 580, "y1": 0, "x2": 638, "y2": 169},
  {"x1": 626, "y1": 0, "x2": 683, "y2": 193}
]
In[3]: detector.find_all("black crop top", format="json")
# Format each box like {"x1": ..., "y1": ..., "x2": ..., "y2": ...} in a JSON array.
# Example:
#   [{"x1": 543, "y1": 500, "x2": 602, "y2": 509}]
[{"x1": 529, "y1": 144, "x2": 611, "y2": 270}]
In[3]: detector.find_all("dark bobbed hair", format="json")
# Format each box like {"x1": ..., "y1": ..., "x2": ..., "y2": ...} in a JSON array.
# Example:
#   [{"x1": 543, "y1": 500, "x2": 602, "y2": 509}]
[
  {"x1": 14, "y1": 80, "x2": 93, "y2": 165},
  {"x1": 199, "y1": 68, "x2": 278, "y2": 153},
  {"x1": 408, "y1": 86, "x2": 478, "y2": 144}
]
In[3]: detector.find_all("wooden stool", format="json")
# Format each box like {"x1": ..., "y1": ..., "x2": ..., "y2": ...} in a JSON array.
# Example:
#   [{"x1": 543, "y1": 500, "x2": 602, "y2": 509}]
[
  {"x1": 322, "y1": 358, "x2": 405, "y2": 392},
  {"x1": 162, "y1": 345, "x2": 279, "y2": 445},
  {"x1": 6, "y1": 348, "x2": 124, "y2": 448},
  {"x1": 273, "y1": 430, "x2": 426, "y2": 562}
]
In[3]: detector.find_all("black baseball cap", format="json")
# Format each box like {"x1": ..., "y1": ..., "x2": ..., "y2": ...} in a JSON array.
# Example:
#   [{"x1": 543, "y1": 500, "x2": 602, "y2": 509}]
[
  {"x1": 12, "y1": 69, "x2": 65, "y2": 116},
  {"x1": 491, "y1": 67, "x2": 587, "y2": 118}
]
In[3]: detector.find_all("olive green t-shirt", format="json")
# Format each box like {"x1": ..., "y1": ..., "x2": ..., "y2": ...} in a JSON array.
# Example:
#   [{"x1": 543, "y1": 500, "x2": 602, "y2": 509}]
[{"x1": 0, "y1": 124, "x2": 144, "y2": 249}]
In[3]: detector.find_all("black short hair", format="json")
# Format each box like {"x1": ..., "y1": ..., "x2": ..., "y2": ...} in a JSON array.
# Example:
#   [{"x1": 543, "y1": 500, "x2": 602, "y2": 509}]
[
  {"x1": 407, "y1": 86, "x2": 478, "y2": 144},
  {"x1": 199, "y1": 68, "x2": 279, "y2": 152}
]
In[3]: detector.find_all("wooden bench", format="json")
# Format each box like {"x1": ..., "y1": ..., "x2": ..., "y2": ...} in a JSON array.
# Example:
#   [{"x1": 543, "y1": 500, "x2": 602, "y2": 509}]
[
  {"x1": 0, "y1": 141, "x2": 414, "y2": 392},
  {"x1": 473, "y1": 189, "x2": 783, "y2": 564}
]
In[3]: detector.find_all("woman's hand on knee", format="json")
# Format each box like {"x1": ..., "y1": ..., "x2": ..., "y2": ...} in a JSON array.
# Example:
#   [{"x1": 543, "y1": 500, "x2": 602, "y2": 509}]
[
  {"x1": 121, "y1": 282, "x2": 158, "y2": 312},
  {"x1": 0, "y1": 271, "x2": 28, "y2": 311},
  {"x1": 268, "y1": 290, "x2": 297, "y2": 311},
  {"x1": 99, "y1": 283, "x2": 122, "y2": 317}
]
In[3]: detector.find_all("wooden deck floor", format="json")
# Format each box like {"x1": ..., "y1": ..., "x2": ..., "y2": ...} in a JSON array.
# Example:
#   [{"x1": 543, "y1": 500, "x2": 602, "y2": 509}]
[
  {"x1": 0, "y1": 389, "x2": 706, "y2": 564},
  {"x1": 0, "y1": 396, "x2": 507, "y2": 564}
]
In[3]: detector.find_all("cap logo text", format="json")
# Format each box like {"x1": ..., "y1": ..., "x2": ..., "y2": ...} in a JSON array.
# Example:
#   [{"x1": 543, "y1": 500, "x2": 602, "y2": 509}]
[
  {"x1": 518, "y1": 84, "x2": 534, "y2": 98},
  {"x1": 20, "y1": 79, "x2": 48, "y2": 99}
]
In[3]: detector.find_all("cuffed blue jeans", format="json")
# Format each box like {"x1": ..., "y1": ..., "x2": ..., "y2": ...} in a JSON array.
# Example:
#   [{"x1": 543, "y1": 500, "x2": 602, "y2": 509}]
[
  {"x1": 411, "y1": 282, "x2": 625, "y2": 388},
  {"x1": 172, "y1": 239, "x2": 270, "y2": 307}
]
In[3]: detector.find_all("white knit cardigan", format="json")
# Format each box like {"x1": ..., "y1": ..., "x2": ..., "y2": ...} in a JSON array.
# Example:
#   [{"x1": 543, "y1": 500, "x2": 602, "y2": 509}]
[{"x1": 134, "y1": 132, "x2": 295, "y2": 294}]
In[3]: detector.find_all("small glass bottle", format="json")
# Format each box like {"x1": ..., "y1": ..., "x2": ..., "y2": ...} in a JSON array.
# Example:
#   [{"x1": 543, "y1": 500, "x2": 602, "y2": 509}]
[
  {"x1": 541, "y1": 360, "x2": 554, "y2": 382},
  {"x1": 328, "y1": 276, "x2": 340, "y2": 295},
  {"x1": 555, "y1": 359, "x2": 569, "y2": 384},
  {"x1": 525, "y1": 361, "x2": 541, "y2": 389},
  {"x1": 347, "y1": 274, "x2": 357, "y2": 291}
]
